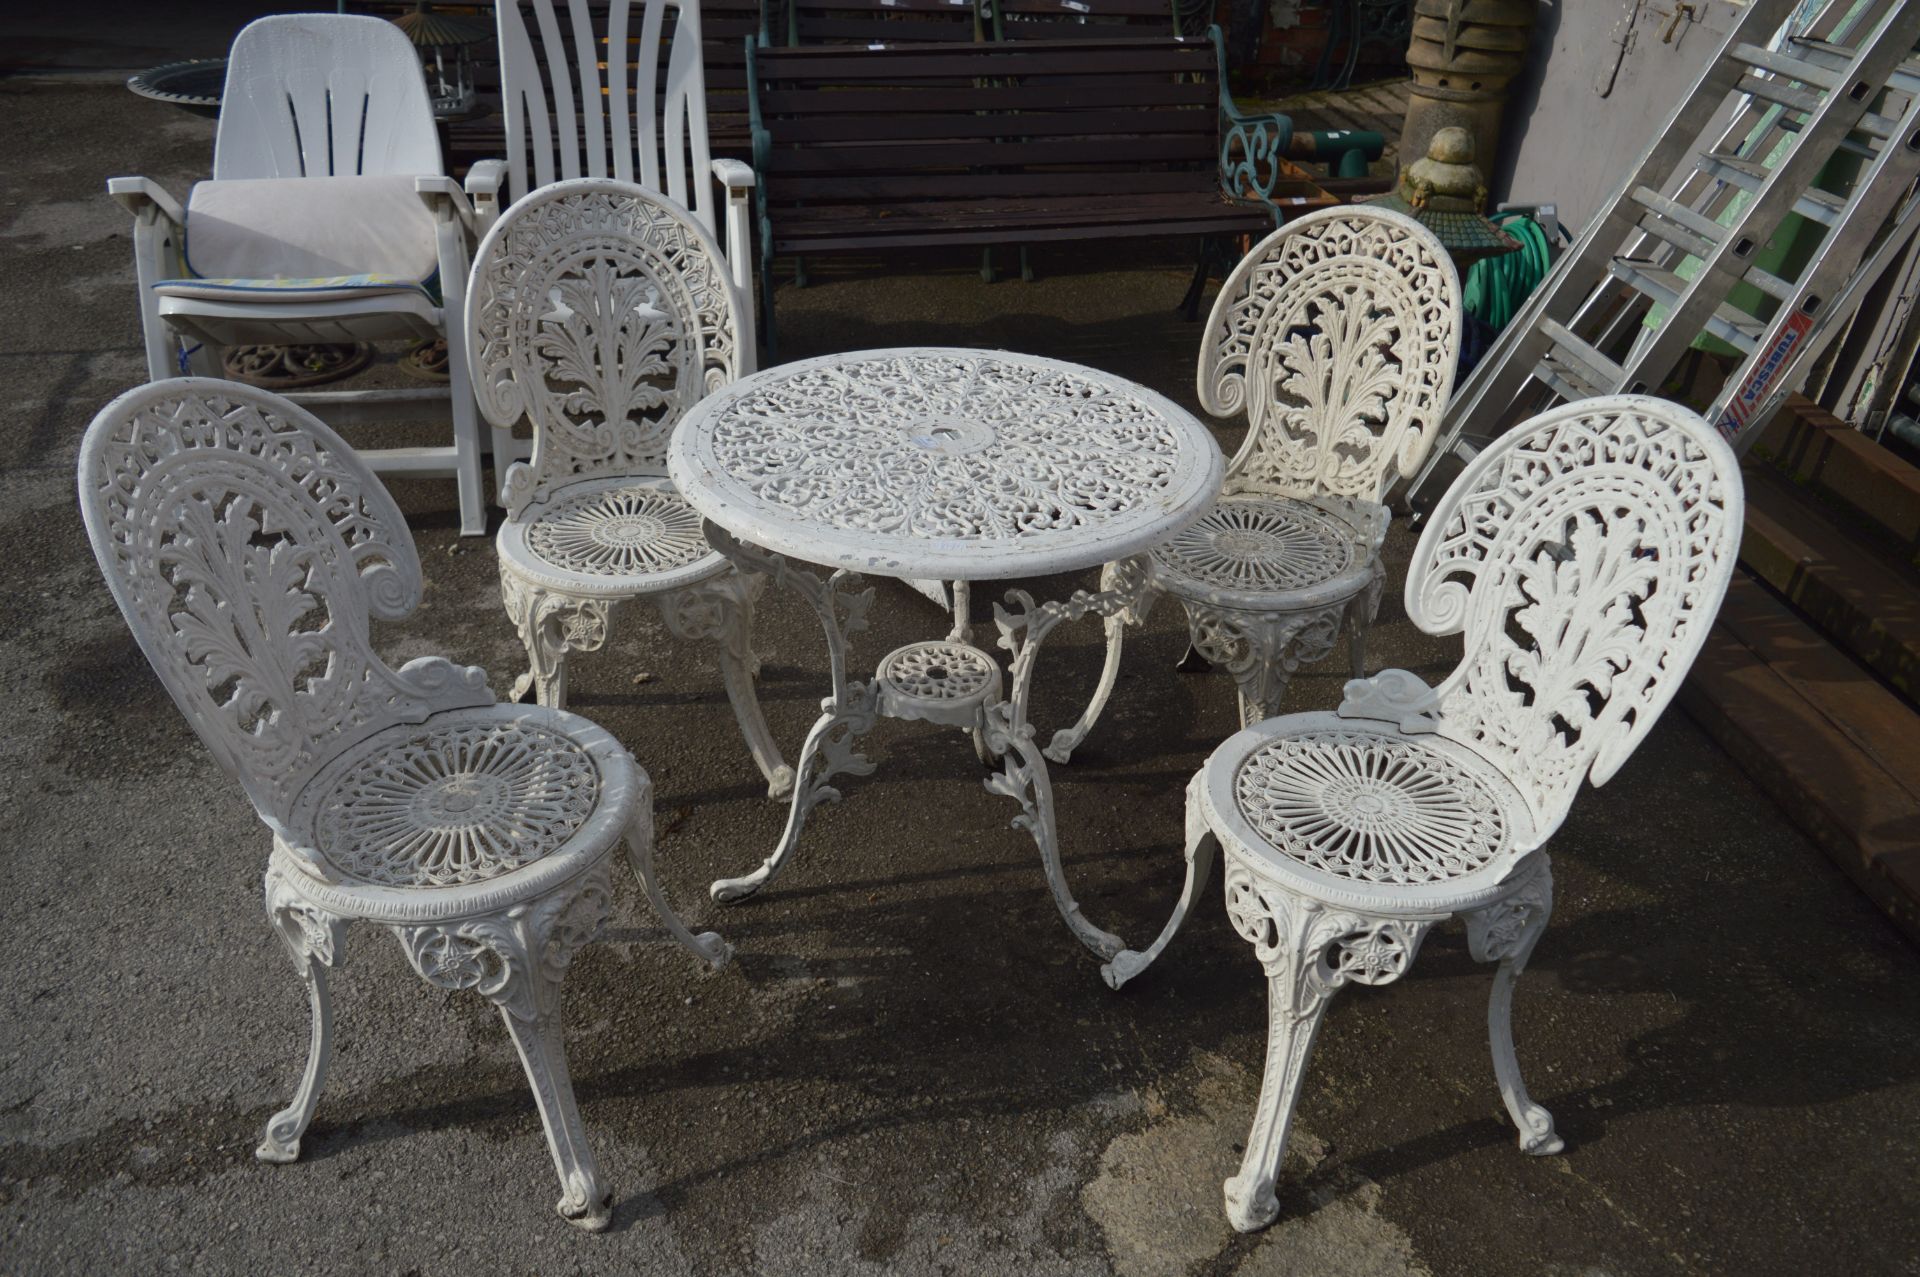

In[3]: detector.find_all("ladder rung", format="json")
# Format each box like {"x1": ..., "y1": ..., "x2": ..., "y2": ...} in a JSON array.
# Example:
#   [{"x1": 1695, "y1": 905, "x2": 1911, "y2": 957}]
[
  {"x1": 1636, "y1": 212, "x2": 1715, "y2": 259},
  {"x1": 1539, "y1": 318, "x2": 1624, "y2": 391},
  {"x1": 1777, "y1": 115, "x2": 1883, "y2": 160},
  {"x1": 1743, "y1": 265, "x2": 1796, "y2": 301},
  {"x1": 1534, "y1": 357, "x2": 1600, "y2": 404},
  {"x1": 1734, "y1": 72, "x2": 1902, "y2": 138},
  {"x1": 1698, "y1": 151, "x2": 1848, "y2": 226},
  {"x1": 1607, "y1": 260, "x2": 1765, "y2": 354},
  {"x1": 1631, "y1": 186, "x2": 1725, "y2": 256},
  {"x1": 1787, "y1": 34, "x2": 1920, "y2": 95},
  {"x1": 1731, "y1": 42, "x2": 1841, "y2": 91},
  {"x1": 1737, "y1": 72, "x2": 1827, "y2": 117}
]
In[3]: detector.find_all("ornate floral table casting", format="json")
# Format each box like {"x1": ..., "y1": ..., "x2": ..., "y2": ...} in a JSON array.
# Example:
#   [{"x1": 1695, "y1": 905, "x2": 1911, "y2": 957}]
[{"x1": 667, "y1": 348, "x2": 1224, "y2": 986}]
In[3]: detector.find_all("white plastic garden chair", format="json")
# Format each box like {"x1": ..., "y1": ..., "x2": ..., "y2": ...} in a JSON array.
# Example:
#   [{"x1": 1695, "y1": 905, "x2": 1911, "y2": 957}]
[
  {"x1": 78, "y1": 377, "x2": 731, "y2": 1232},
  {"x1": 1143, "y1": 397, "x2": 1744, "y2": 1231},
  {"x1": 469, "y1": 177, "x2": 793, "y2": 799},
  {"x1": 109, "y1": 14, "x2": 500, "y2": 536},
  {"x1": 469, "y1": 0, "x2": 758, "y2": 364},
  {"x1": 1046, "y1": 205, "x2": 1462, "y2": 764}
]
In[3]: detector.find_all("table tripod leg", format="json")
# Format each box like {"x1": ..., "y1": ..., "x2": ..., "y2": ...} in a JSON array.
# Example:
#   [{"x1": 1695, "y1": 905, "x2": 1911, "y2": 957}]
[
  {"x1": 711, "y1": 686, "x2": 878, "y2": 902},
  {"x1": 985, "y1": 584, "x2": 1149, "y2": 967},
  {"x1": 702, "y1": 525, "x2": 878, "y2": 905}
]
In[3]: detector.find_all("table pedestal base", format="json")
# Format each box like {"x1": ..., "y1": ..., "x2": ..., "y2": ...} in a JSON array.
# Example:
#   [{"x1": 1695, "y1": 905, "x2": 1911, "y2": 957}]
[{"x1": 705, "y1": 527, "x2": 1172, "y2": 987}]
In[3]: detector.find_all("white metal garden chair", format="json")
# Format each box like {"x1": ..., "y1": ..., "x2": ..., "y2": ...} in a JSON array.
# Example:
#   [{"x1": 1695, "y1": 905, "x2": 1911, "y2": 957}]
[
  {"x1": 108, "y1": 14, "x2": 498, "y2": 535},
  {"x1": 78, "y1": 378, "x2": 731, "y2": 1232},
  {"x1": 469, "y1": 177, "x2": 793, "y2": 799},
  {"x1": 1046, "y1": 205, "x2": 1462, "y2": 764},
  {"x1": 469, "y1": 0, "x2": 758, "y2": 363},
  {"x1": 1136, "y1": 397, "x2": 1744, "y2": 1231}
]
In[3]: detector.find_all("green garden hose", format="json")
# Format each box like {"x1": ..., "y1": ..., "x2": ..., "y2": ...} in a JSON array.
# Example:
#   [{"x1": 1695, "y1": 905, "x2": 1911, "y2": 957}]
[{"x1": 1463, "y1": 211, "x2": 1553, "y2": 334}]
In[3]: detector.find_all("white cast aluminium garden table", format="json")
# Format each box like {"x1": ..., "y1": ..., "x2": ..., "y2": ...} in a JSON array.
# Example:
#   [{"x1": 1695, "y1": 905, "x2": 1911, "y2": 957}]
[{"x1": 667, "y1": 347, "x2": 1224, "y2": 987}]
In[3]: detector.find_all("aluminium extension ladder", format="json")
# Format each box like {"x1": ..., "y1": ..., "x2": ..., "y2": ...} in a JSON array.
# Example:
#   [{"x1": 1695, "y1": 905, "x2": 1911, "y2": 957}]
[{"x1": 1406, "y1": 0, "x2": 1920, "y2": 500}]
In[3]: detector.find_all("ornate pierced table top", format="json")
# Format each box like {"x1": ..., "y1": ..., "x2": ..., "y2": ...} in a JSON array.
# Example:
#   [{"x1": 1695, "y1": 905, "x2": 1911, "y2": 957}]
[{"x1": 667, "y1": 348, "x2": 1224, "y2": 580}]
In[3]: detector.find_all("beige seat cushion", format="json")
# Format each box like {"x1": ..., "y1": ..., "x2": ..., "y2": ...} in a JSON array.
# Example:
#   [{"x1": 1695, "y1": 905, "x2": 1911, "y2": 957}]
[{"x1": 159, "y1": 175, "x2": 439, "y2": 301}]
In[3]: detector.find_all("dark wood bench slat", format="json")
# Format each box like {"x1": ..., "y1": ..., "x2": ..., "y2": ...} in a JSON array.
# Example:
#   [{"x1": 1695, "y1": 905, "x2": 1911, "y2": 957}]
[
  {"x1": 780, "y1": 195, "x2": 1272, "y2": 233},
  {"x1": 767, "y1": 107, "x2": 1215, "y2": 142},
  {"x1": 791, "y1": 21, "x2": 980, "y2": 42},
  {"x1": 767, "y1": 169, "x2": 1221, "y2": 199},
  {"x1": 775, "y1": 213, "x2": 1275, "y2": 253},
  {"x1": 760, "y1": 45, "x2": 1209, "y2": 80},
  {"x1": 764, "y1": 135, "x2": 1222, "y2": 172},
  {"x1": 748, "y1": 28, "x2": 1336, "y2": 347},
  {"x1": 994, "y1": 0, "x2": 1174, "y2": 15},
  {"x1": 767, "y1": 32, "x2": 1196, "y2": 56},
  {"x1": 755, "y1": 81, "x2": 1215, "y2": 112}
]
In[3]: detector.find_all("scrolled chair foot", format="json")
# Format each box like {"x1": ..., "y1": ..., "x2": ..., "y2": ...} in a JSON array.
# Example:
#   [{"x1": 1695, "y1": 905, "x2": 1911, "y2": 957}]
[
  {"x1": 1041, "y1": 727, "x2": 1082, "y2": 767},
  {"x1": 765, "y1": 763, "x2": 796, "y2": 801},
  {"x1": 1223, "y1": 1172, "x2": 1281, "y2": 1233},
  {"x1": 1516, "y1": 1107, "x2": 1564, "y2": 1156},
  {"x1": 254, "y1": 1117, "x2": 303, "y2": 1164},
  {"x1": 1099, "y1": 948, "x2": 1153, "y2": 990},
  {"x1": 709, "y1": 868, "x2": 771, "y2": 905},
  {"x1": 557, "y1": 1173, "x2": 615, "y2": 1232},
  {"x1": 687, "y1": 929, "x2": 734, "y2": 971}
]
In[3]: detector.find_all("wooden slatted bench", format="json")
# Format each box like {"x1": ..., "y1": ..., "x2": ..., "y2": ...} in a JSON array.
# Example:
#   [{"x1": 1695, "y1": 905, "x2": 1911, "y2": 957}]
[
  {"x1": 785, "y1": 0, "x2": 983, "y2": 45},
  {"x1": 987, "y1": 0, "x2": 1209, "y2": 40},
  {"x1": 747, "y1": 28, "x2": 1334, "y2": 347}
]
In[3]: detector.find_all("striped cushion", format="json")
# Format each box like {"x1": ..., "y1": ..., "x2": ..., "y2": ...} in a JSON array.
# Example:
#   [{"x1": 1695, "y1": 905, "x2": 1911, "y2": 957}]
[
  {"x1": 157, "y1": 175, "x2": 440, "y2": 303},
  {"x1": 155, "y1": 273, "x2": 433, "y2": 303}
]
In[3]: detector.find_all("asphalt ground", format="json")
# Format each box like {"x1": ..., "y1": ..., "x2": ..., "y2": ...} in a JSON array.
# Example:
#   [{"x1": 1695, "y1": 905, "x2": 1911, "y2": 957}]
[{"x1": 4, "y1": 15, "x2": 1920, "y2": 1277}]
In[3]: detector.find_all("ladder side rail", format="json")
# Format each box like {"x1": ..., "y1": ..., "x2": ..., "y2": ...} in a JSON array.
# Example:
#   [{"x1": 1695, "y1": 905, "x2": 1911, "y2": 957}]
[
  {"x1": 1613, "y1": 4, "x2": 1920, "y2": 393},
  {"x1": 1421, "y1": 0, "x2": 1801, "y2": 471},
  {"x1": 1410, "y1": 0, "x2": 1897, "y2": 499},
  {"x1": 1721, "y1": 188, "x2": 1920, "y2": 447},
  {"x1": 1717, "y1": 170, "x2": 1920, "y2": 448}
]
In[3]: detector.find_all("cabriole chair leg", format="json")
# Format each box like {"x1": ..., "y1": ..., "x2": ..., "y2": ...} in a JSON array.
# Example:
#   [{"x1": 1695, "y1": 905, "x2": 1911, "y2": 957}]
[
  {"x1": 501, "y1": 573, "x2": 610, "y2": 710},
  {"x1": 623, "y1": 811, "x2": 734, "y2": 969},
  {"x1": 1220, "y1": 863, "x2": 1431, "y2": 1232},
  {"x1": 256, "y1": 868, "x2": 347, "y2": 1165},
  {"x1": 395, "y1": 863, "x2": 620, "y2": 1231},
  {"x1": 1465, "y1": 859, "x2": 1564, "y2": 1156},
  {"x1": 1044, "y1": 612, "x2": 1130, "y2": 765},
  {"x1": 658, "y1": 575, "x2": 794, "y2": 800},
  {"x1": 1346, "y1": 568, "x2": 1385, "y2": 679}
]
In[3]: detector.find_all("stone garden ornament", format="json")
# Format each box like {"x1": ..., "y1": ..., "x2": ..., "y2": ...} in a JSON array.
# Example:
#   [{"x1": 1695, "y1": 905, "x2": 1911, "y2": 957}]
[
  {"x1": 468, "y1": 178, "x2": 792, "y2": 798},
  {"x1": 1166, "y1": 397, "x2": 1744, "y2": 1229},
  {"x1": 77, "y1": 380, "x2": 731, "y2": 1231},
  {"x1": 1048, "y1": 205, "x2": 1462, "y2": 762}
]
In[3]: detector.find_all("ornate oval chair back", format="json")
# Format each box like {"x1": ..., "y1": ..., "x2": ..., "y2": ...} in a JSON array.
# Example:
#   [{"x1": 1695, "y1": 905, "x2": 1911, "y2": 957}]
[
  {"x1": 1197, "y1": 204, "x2": 1462, "y2": 506},
  {"x1": 466, "y1": 177, "x2": 744, "y2": 520},
  {"x1": 76, "y1": 379, "x2": 493, "y2": 826},
  {"x1": 1405, "y1": 395, "x2": 1744, "y2": 836}
]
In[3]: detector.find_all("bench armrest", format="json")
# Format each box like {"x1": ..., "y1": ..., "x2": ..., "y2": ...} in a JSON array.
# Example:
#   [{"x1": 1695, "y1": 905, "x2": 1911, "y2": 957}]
[
  {"x1": 416, "y1": 175, "x2": 479, "y2": 237},
  {"x1": 1203, "y1": 24, "x2": 1297, "y2": 207},
  {"x1": 711, "y1": 159, "x2": 760, "y2": 369},
  {"x1": 464, "y1": 158, "x2": 508, "y2": 236},
  {"x1": 1219, "y1": 110, "x2": 1298, "y2": 205},
  {"x1": 712, "y1": 158, "x2": 756, "y2": 192},
  {"x1": 107, "y1": 176, "x2": 186, "y2": 229}
]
